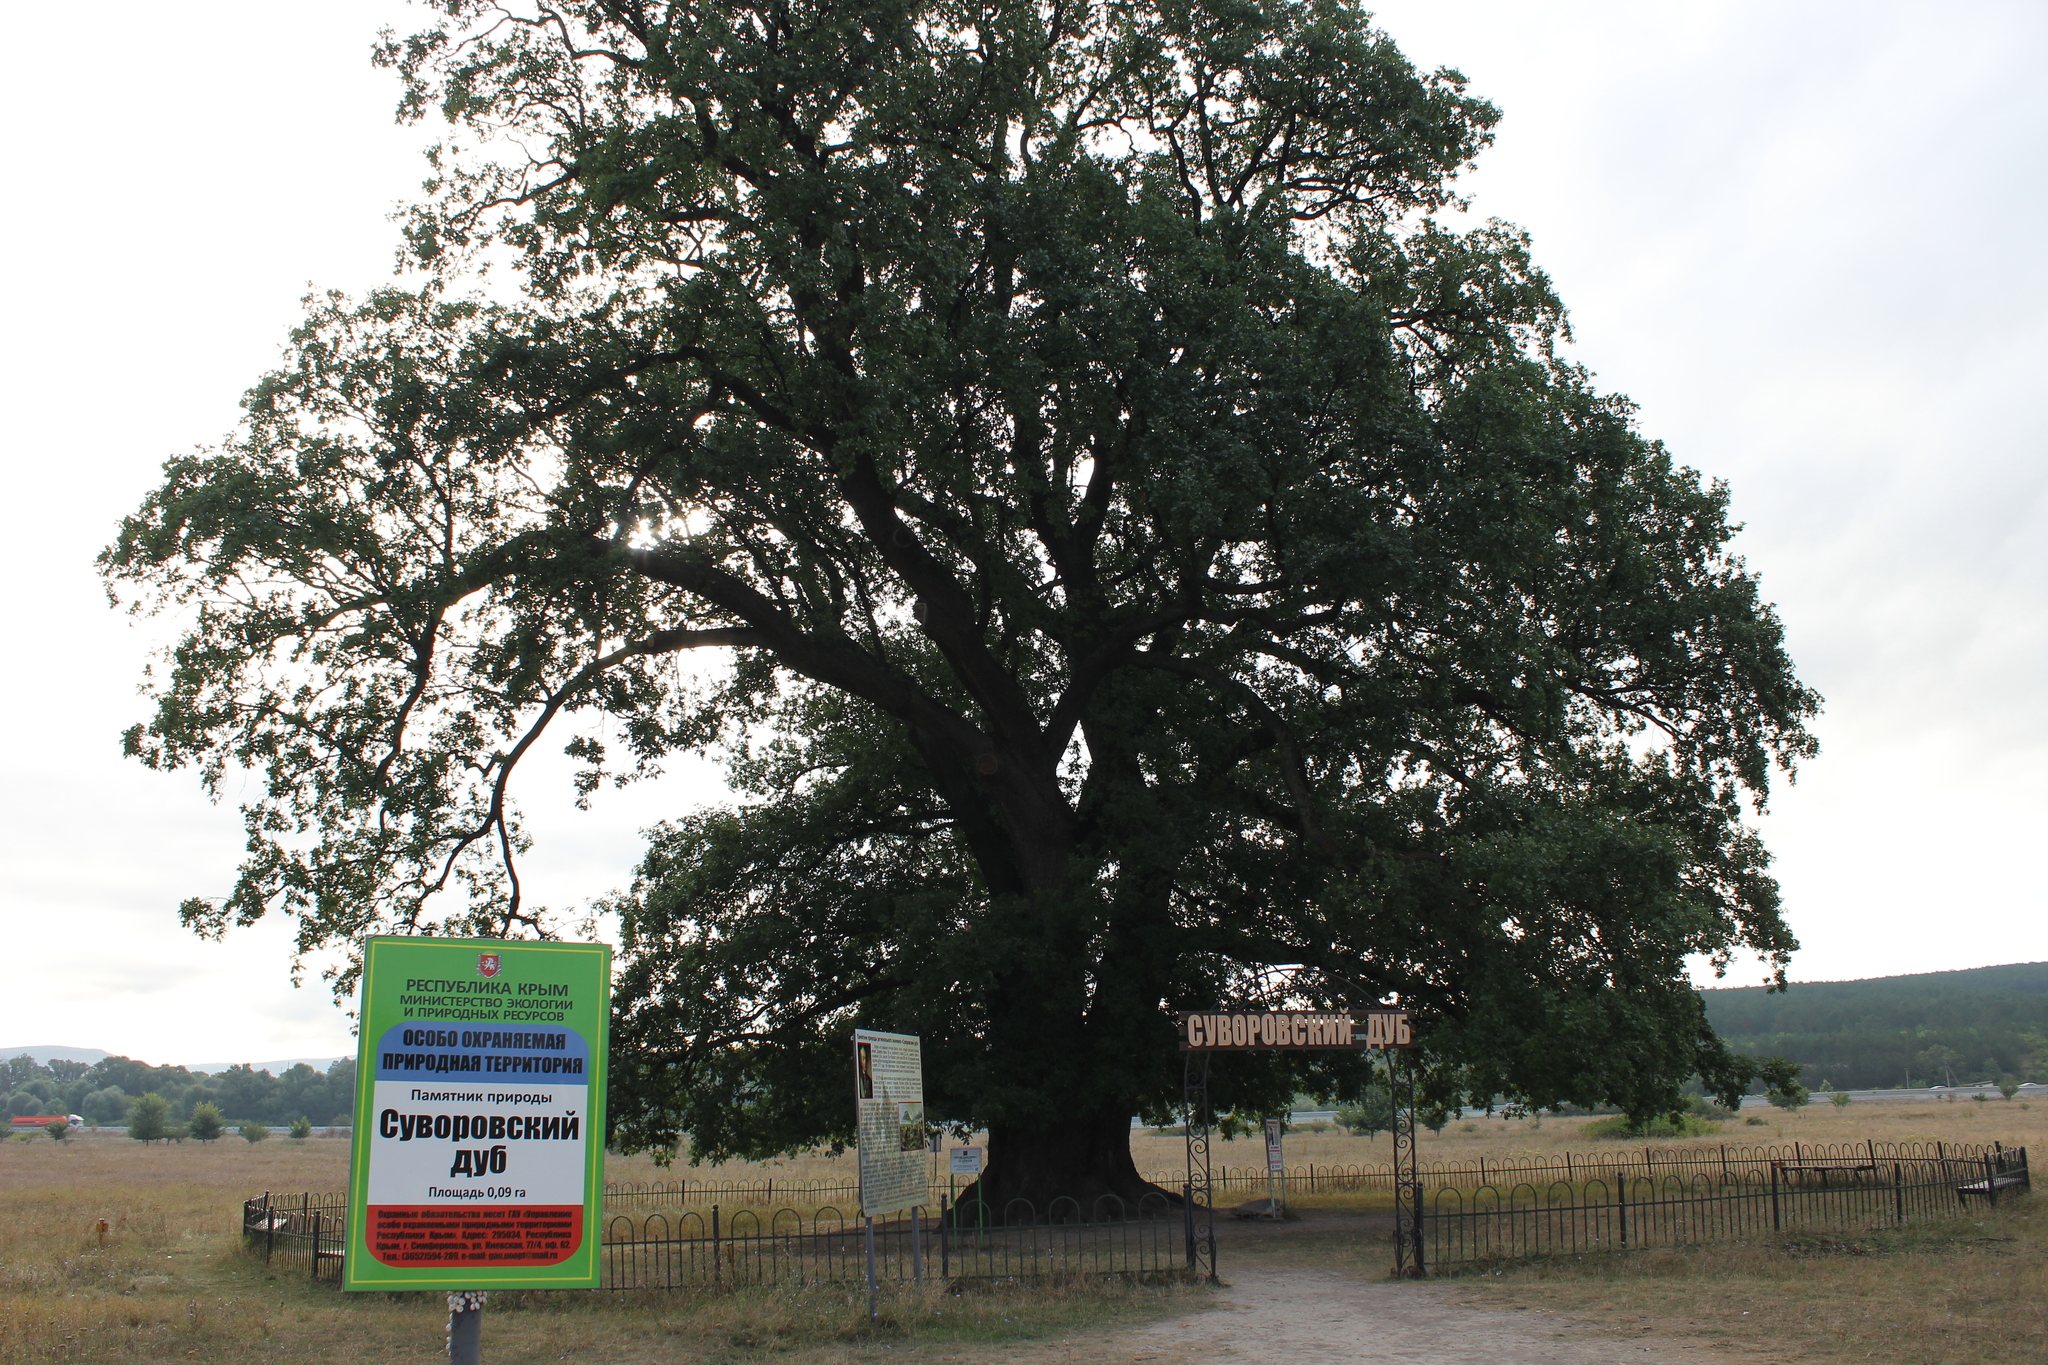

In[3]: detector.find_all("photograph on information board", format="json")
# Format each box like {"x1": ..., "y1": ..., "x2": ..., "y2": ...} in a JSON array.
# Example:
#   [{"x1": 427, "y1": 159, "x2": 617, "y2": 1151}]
[
  {"x1": 853, "y1": 1029, "x2": 925, "y2": 1217},
  {"x1": 344, "y1": 937, "x2": 611, "y2": 1291}
]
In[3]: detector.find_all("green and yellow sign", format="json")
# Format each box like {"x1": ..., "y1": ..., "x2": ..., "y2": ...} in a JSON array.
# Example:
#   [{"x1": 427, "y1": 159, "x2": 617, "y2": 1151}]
[{"x1": 343, "y1": 937, "x2": 611, "y2": 1291}]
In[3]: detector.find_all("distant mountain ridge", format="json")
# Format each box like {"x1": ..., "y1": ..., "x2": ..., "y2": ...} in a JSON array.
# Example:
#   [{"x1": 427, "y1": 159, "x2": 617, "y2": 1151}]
[
  {"x1": 0, "y1": 1046, "x2": 112, "y2": 1066},
  {"x1": 1701, "y1": 961, "x2": 2048, "y2": 1089}
]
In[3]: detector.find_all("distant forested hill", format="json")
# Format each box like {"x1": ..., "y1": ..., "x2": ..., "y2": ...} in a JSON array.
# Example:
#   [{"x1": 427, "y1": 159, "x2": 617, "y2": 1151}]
[{"x1": 1703, "y1": 962, "x2": 2048, "y2": 1089}]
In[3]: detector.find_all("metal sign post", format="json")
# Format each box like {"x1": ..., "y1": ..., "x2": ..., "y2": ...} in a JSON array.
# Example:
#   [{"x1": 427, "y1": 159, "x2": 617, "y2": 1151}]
[
  {"x1": 1391, "y1": 1049, "x2": 1425, "y2": 1277},
  {"x1": 949, "y1": 1147, "x2": 985, "y2": 1245},
  {"x1": 1182, "y1": 1050, "x2": 1215, "y2": 1279},
  {"x1": 1264, "y1": 1118, "x2": 1286, "y2": 1216}
]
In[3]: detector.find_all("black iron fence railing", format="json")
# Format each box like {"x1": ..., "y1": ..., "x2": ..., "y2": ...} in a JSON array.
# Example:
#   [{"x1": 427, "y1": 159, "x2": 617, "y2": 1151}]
[
  {"x1": 1137, "y1": 1138, "x2": 2025, "y2": 1200},
  {"x1": 610, "y1": 1140, "x2": 2024, "y2": 1211},
  {"x1": 601, "y1": 1193, "x2": 1182, "y2": 1290},
  {"x1": 239, "y1": 1192, "x2": 1183, "y2": 1289},
  {"x1": 241, "y1": 1192, "x2": 348, "y2": 1284},
  {"x1": 237, "y1": 1141, "x2": 2029, "y2": 1286},
  {"x1": 1424, "y1": 1146, "x2": 2030, "y2": 1272}
]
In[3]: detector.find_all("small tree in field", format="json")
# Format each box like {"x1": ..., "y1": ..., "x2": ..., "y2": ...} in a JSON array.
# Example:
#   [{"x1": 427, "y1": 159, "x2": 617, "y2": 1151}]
[
  {"x1": 1335, "y1": 1086, "x2": 1396, "y2": 1138},
  {"x1": 1830, "y1": 1090, "x2": 1851, "y2": 1107},
  {"x1": 186, "y1": 1102, "x2": 225, "y2": 1142},
  {"x1": 44, "y1": 1119, "x2": 69, "y2": 1141},
  {"x1": 1766, "y1": 1080, "x2": 1810, "y2": 1112},
  {"x1": 240, "y1": 1122, "x2": 269, "y2": 1144},
  {"x1": 127, "y1": 1093, "x2": 171, "y2": 1145},
  {"x1": 288, "y1": 1116, "x2": 313, "y2": 1140}
]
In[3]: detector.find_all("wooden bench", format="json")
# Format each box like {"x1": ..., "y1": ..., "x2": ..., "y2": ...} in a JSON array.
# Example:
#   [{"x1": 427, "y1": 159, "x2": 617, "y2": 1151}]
[{"x1": 1956, "y1": 1175, "x2": 2026, "y2": 1202}]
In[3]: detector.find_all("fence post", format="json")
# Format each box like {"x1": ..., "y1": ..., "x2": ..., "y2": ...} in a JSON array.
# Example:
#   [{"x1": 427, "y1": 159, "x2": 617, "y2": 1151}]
[
  {"x1": 1183, "y1": 1181, "x2": 1195, "y2": 1271},
  {"x1": 1770, "y1": 1163, "x2": 1781, "y2": 1233},
  {"x1": 939, "y1": 1195, "x2": 949, "y2": 1280},
  {"x1": 1893, "y1": 1163, "x2": 1903, "y2": 1227},
  {"x1": 264, "y1": 1193, "x2": 274, "y2": 1263},
  {"x1": 1985, "y1": 1155, "x2": 1998, "y2": 1209},
  {"x1": 863, "y1": 1216, "x2": 878, "y2": 1324},
  {"x1": 309, "y1": 1211, "x2": 320, "y2": 1283},
  {"x1": 912, "y1": 1206, "x2": 924, "y2": 1287},
  {"x1": 1719, "y1": 1145, "x2": 1727, "y2": 1184},
  {"x1": 2022, "y1": 1148, "x2": 2031, "y2": 1195},
  {"x1": 1616, "y1": 1175, "x2": 1627, "y2": 1248},
  {"x1": 1410, "y1": 1180, "x2": 1426, "y2": 1276}
]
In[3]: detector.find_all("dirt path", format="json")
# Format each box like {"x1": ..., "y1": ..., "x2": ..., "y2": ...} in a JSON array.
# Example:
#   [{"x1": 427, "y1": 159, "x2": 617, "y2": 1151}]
[{"x1": 968, "y1": 1264, "x2": 1731, "y2": 1365}]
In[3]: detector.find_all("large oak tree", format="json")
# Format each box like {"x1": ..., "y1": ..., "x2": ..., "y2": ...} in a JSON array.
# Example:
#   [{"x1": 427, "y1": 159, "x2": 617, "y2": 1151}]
[{"x1": 104, "y1": 0, "x2": 1816, "y2": 1205}]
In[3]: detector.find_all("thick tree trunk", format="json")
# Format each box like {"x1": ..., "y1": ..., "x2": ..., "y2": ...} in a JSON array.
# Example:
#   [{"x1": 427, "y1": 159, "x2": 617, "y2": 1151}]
[{"x1": 954, "y1": 1106, "x2": 1170, "y2": 1222}]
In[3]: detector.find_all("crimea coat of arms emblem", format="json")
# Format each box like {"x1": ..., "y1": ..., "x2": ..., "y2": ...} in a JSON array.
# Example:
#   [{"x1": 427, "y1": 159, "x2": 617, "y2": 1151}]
[{"x1": 477, "y1": 953, "x2": 502, "y2": 978}]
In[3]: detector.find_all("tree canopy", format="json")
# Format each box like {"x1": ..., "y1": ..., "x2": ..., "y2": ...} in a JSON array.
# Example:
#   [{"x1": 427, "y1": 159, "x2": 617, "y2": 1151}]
[{"x1": 104, "y1": 0, "x2": 1817, "y2": 1200}]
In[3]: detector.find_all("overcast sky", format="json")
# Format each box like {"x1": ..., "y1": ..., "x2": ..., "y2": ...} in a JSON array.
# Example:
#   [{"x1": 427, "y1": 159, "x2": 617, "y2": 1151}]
[{"x1": 2, "y1": 1, "x2": 2041, "y2": 1068}]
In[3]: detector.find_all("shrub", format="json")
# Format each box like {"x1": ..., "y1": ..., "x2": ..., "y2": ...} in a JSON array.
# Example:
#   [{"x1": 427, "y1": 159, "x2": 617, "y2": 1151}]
[
  {"x1": 1333, "y1": 1086, "x2": 1394, "y2": 1138},
  {"x1": 288, "y1": 1116, "x2": 313, "y2": 1140},
  {"x1": 1831, "y1": 1091, "x2": 1852, "y2": 1107},
  {"x1": 1998, "y1": 1080, "x2": 2020, "y2": 1100},
  {"x1": 127, "y1": 1093, "x2": 172, "y2": 1145},
  {"x1": 1745, "y1": 1115, "x2": 1768, "y2": 1126},
  {"x1": 240, "y1": 1122, "x2": 270, "y2": 1143},
  {"x1": 187, "y1": 1102, "x2": 225, "y2": 1142},
  {"x1": 44, "y1": 1119, "x2": 69, "y2": 1141},
  {"x1": 1582, "y1": 1113, "x2": 1720, "y2": 1140},
  {"x1": 1766, "y1": 1081, "x2": 1810, "y2": 1111}
]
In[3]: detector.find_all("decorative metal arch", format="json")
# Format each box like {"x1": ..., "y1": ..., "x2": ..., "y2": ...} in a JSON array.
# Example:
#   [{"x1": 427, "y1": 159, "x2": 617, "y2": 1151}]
[{"x1": 1174, "y1": 999, "x2": 1421, "y2": 1279}]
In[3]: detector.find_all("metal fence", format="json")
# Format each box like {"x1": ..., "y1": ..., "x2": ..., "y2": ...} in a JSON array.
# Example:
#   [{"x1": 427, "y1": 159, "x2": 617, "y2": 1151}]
[
  {"x1": 601, "y1": 1193, "x2": 1183, "y2": 1290},
  {"x1": 242, "y1": 1192, "x2": 348, "y2": 1284},
  {"x1": 1423, "y1": 1145, "x2": 2030, "y2": 1272},
  {"x1": 1136, "y1": 1138, "x2": 2025, "y2": 1200},
  {"x1": 239, "y1": 1191, "x2": 1184, "y2": 1290},
  {"x1": 240, "y1": 1139, "x2": 2029, "y2": 1286}
]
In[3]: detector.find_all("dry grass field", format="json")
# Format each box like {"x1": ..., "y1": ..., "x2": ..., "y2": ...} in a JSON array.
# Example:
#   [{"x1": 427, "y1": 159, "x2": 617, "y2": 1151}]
[
  {"x1": 0, "y1": 1096, "x2": 2037, "y2": 1363},
  {"x1": 1452, "y1": 1191, "x2": 2046, "y2": 1364},
  {"x1": 0, "y1": 1133, "x2": 1199, "y2": 1364}
]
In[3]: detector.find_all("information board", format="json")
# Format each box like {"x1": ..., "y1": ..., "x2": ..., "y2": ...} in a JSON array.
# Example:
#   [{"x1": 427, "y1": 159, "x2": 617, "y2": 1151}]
[
  {"x1": 854, "y1": 1029, "x2": 925, "y2": 1217},
  {"x1": 344, "y1": 937, "x2": 611, "y2": 1291},
  {"x1": 949, "y1": 1146, "x2": 983, "y2": 1176},
  {"x1": 1264, "y1": 1118, "x2": 1284, "y2": 1174}
]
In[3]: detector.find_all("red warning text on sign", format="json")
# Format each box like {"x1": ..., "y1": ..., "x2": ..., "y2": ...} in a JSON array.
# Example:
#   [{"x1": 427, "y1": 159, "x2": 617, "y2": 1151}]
[{"x1": 366, "y1": 1205, "x2": 584, "y2": 1267}]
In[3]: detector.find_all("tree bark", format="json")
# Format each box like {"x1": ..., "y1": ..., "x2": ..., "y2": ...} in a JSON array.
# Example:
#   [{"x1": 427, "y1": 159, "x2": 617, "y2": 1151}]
[{"x1": 954, "y1": 1106, "x2": 1167, "y2": 1222}]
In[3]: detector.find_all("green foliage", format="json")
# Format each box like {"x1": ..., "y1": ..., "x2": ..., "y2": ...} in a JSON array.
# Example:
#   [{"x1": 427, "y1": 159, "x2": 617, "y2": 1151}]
[
  {"x1": 186, "y1": 1101, "x2": 225, "y2": 1142},
  {"x1": 1703, "y1": 962, "x2": 2048, "y2": 1088},
  {"x1": 1766, "y1": 1080, "x2": 1810, "y2": 1111},
  {"x1": 0, "y1": 1055, "x2": 355, "y2": 1136},
  {"x1": 103, "y1": 0, "x2": 1815, "y2": 1183},
  {"x1": 240, "y1": 1122, "x2": 269, "y2": 1143},
  {"x1": 1334, "y1": 1086, "x2": 1396, "y2": 1137},
  {"x1": 127, "y1": 1093, "x2": 172, "y2": 1145},
  {"x1": 288, "y1": 1116, "x2": 314, "y2": 1140},
  {"x1": 1831, "y1": 1090, "x2": 1852, "y2": 1107},
  {"x1": 1999, "y1": 1080, "x2": 2020, "y2": 1100},
  {"x1": 43, "y1": 1119, "x2": 69, "y2": 1141},
  {"x1": 1581, "y1": 1113, "x2": 1720, "y2": 1140}
]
